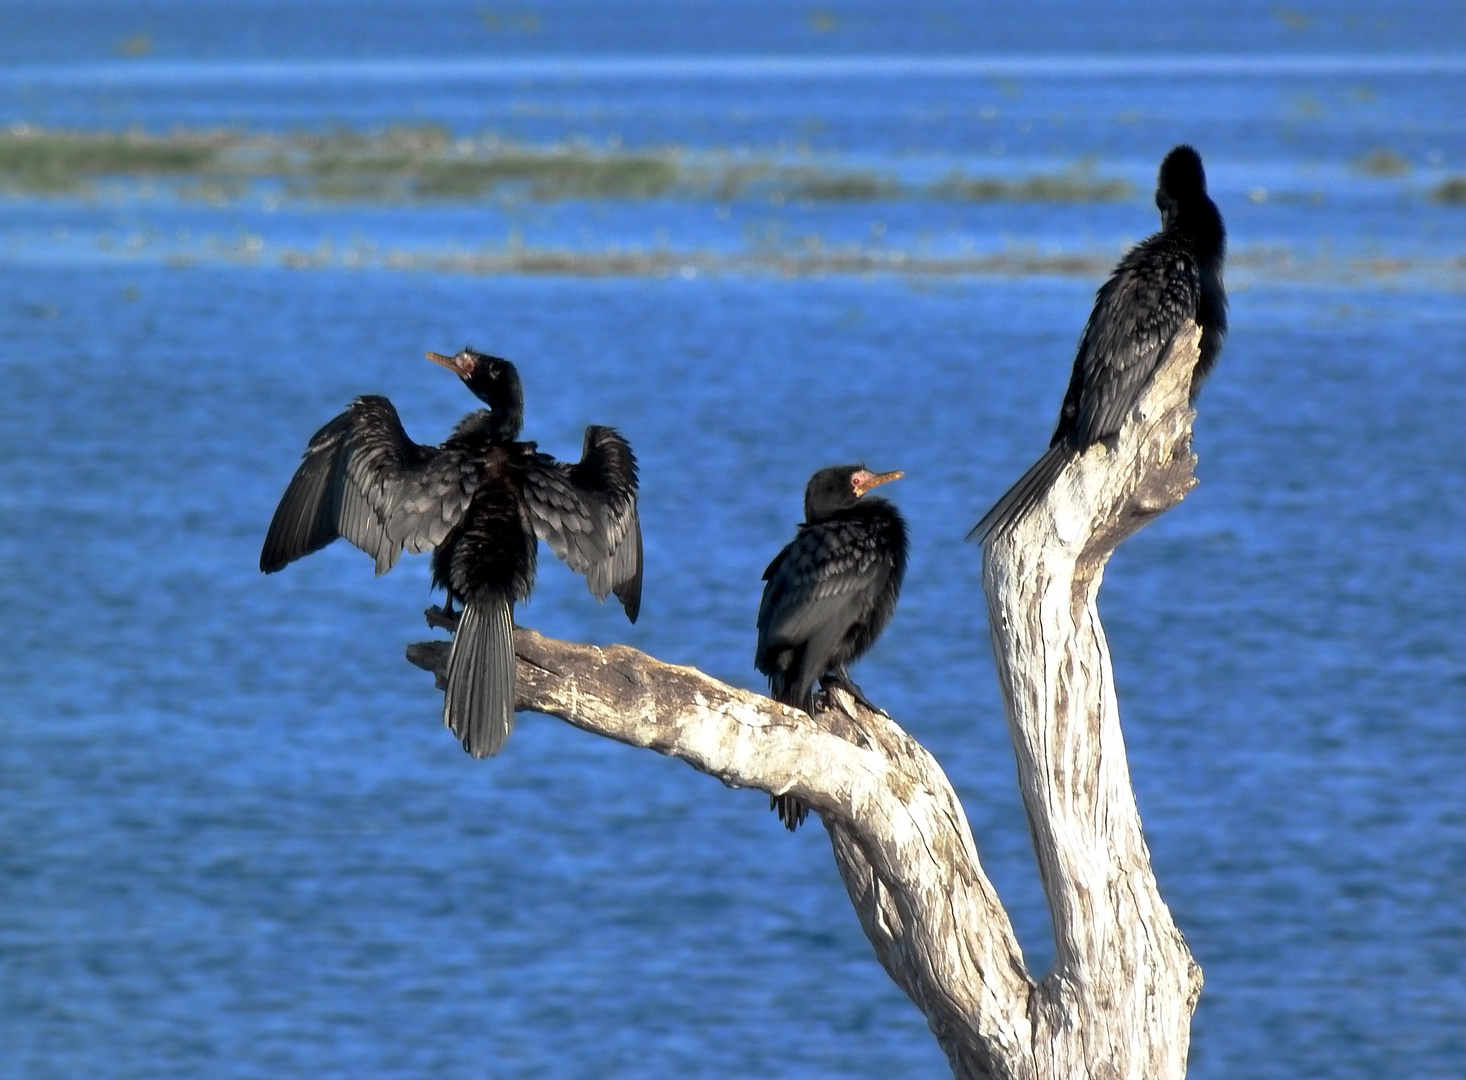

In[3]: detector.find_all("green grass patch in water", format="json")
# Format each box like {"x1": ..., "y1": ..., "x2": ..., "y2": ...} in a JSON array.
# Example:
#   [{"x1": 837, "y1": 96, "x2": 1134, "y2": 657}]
[
  {"x1": 1353, "y1": 149, "x2": 1411, "y2": 177},
  {"x1": 1428, "y1": 177, "x2": 1466, "y2": 204},
  {"x1": 929, "y1": 171, "x2": 1133, "y2": 202},
  {"x1": 0, "y1": 124, "x2": 1132, "y2": 205},
  {"x1": 786, "y1": 171, "x2": 902, "y2": 201},
  {"x1": 0, "y1": 129, "x2": 218, "y2": 192}
]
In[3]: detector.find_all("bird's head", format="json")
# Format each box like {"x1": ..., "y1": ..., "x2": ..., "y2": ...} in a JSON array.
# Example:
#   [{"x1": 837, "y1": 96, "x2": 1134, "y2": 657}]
[
  {"x1": 804, "y1": 464, "x2": 903, "y2": 521},
  {"x1": 1155, "y1": 144, "x2": 1207, "y2": 228},
  {"x1": 426, "y1": 348, "x2": 524, "y2": 436}
]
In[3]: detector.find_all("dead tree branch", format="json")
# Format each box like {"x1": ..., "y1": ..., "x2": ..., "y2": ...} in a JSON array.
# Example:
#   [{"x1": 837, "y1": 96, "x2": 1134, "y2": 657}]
[
  {"x1": 406, "y1": 324, "x2": 1207, "y2": 1080},
  {"x1": 408, "y1": 630, "x2": 1034, "y2": 1078},
  {"x1": 980, "y1": 323, "x2": 1206, "y2": 1078}
]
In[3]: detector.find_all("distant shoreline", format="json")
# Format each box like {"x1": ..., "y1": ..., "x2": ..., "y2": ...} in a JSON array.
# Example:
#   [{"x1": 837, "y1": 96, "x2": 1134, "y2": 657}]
[{"x1": 5, "y1": 53, "x2": 1466, "y2": 85}]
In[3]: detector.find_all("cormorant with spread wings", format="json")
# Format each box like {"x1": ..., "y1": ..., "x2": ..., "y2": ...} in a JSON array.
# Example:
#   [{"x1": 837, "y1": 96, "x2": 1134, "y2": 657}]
[
  {"x1": 261, "y1": 349, "x2": 642, "y2": 758},
  {"x1": 755, "y1": 465, "x2": 908, "y2": 830}
]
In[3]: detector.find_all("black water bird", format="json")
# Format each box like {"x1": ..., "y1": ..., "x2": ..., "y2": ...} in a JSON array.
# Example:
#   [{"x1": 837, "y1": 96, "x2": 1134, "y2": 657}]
[
  {"x1": 755, "y1": 465, "x2": 909, "y2": 830},
  {"x1": 260, "y1": 349, "x2": 642, "y2": 758},
  {"x1": 970, "y1": 144, "x2": 1227, "y2": 542}
]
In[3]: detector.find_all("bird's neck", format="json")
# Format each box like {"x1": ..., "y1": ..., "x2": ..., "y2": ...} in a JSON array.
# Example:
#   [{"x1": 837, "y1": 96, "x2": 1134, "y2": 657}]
[
  {"x1": 1175, "y1": 197, "x2": 1226, "y2": 259},
  {"x1": 472, "y1": 388, "x2": 524, "y2": 442},
  {"x1": 487, "y1": 402, "x2": 524, "y2": 442},
  {"x1": 807, "y1": 497, "x2": 887, "y2": 525},
  {"x1": 453, "y1": 406, "x2": 522, "y2": 443}
]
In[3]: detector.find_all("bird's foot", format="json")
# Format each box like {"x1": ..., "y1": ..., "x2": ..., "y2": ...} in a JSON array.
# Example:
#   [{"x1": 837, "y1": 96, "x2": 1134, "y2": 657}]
[
  {"x1": 819, "y1": 673, "x2": 887, "y2": 716},
  {"x1": 425, "y1": 604, "x2": 461, "y2": 632}
]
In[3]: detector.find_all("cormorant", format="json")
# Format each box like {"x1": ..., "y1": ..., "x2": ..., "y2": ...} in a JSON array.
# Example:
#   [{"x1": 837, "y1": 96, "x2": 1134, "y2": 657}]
[
  {"x1": 260, "y1": 349, "x2": 642, "y2": 758},
  {"x1": 970, "y1": 144, "x2": 1227, "y2": 542},
  {"x1": 755, "y1": 465, "x2": 909, "y2": 830}
]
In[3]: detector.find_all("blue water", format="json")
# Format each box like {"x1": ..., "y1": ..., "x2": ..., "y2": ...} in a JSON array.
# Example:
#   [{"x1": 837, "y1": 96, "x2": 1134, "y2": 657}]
[{"x1": 3, "y1": 4, "x2": 1465, "y2": 1078}]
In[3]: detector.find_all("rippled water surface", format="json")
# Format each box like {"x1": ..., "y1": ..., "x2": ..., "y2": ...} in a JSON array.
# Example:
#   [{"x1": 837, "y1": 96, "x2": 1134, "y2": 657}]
[{"x1": 2, "y1": 3, "x2": 1465, "y2": 1078}]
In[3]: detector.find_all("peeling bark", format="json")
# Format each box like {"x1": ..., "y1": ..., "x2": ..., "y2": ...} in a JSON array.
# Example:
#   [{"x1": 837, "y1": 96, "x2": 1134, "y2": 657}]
[{"x1": 406, "y1": 324, "x2": 1207, "y2": 1079}]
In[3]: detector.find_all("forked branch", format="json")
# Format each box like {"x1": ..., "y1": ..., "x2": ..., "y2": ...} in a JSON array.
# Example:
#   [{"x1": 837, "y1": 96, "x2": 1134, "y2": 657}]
[{"x1": 406, "y1": 323, "x2": 1208, "y2": 1080}]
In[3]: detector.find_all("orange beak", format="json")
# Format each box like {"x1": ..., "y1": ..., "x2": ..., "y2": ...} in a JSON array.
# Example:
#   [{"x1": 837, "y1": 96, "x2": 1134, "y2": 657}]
[
  {"x1": 852, "y1": 469, "x2": 903, "y2": 497},
  {"x1": 426, "y1": 350, "x2": 474, "y2": 377}
]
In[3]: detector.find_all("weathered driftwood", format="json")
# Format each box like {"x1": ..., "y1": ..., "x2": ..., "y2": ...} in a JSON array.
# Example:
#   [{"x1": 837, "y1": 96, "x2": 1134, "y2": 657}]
[{"x1": 407, "y1": 324, "x2": 1206, "y2": 1080}]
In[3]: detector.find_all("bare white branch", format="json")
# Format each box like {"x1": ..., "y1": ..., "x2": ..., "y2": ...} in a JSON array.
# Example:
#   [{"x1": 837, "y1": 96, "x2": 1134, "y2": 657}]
[
  {"x1": 982, "y1": 324, "x2": 1206, "y2": 1078},
  {"x1": 406, "y1": 323, "x2": 1208, "y2": 1079}
]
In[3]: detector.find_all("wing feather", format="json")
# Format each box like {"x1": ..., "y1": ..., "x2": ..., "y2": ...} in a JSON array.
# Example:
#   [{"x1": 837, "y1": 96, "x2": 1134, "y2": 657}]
[
  {"x1": 522, "y1": 425, "x2": 642, "y2": 621},
  {"x1": 1066, "y1": 241, "x2": 1201, "y2": 447},
  {"x1": 756, "y1": 520, "x2": 889, "y2": 662},
  {"x1": 260, "y1": 395, "x2": 481, "y2": 575}
]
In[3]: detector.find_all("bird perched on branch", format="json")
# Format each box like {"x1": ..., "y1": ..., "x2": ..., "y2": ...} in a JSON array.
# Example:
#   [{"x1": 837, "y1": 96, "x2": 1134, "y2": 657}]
[
  {"x1": 970, "y1": 144, "x2": 1227, "y2": 543},
  {"x1": 261, "y1": 349, "x2": 642, "y2": 758},
  {"x1": 756, "y1": 465, "x2": 909, "y2": 830}
]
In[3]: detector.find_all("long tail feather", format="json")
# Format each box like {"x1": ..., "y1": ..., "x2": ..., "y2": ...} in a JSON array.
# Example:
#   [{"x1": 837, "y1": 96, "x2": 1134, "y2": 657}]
[
  {"x1": 967, "y1": 444, "x2": 1071, "y2": 545},
  {"x1": 767, "y1": 676, "x2": 815, "y2": 832},
  {"x1": 443, "y1": 595, "x2": 516, "y2": 759}
]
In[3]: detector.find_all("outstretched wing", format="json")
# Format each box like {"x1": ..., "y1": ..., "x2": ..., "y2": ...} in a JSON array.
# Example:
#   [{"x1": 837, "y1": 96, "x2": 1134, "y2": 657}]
[
  {"x1": 1057, "y1": 237, "x2": 1201, "y2": 448},
  {"x1": 755, "y1": 518, "x2": 891, "y2": 683},
  {"x1": 260, "y1": 395, "x2": 481, "y2": 576},
  {"x1": 521, "y1": 424, "x2": 642, "y2": 622}
]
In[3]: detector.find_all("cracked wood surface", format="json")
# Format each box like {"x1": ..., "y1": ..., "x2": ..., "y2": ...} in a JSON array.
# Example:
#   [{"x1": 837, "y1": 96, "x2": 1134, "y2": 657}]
[{"x1": 406, "y1": 323, "x2": 1206, "y2": 1080}]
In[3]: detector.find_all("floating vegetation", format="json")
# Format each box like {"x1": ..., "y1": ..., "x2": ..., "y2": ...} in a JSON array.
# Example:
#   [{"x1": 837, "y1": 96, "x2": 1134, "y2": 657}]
[
  {"x1": 0, "y1": 125, "x2": 683, "y2": 201},
  {"x1": 291, "y1": 151, "x2": 679, "y2": 201},
  {"x1": 292, "y1": 125, "x2": 679, "y2": 200},
  {"x1": 787, "y1": 170, "x2": 902, "y2": 201},
  {"x1": 416, "y1": 154, "x2": 678, "y2": 199},
  {"x1": 930, "y1": 171, "x2": 1132, "y2": 202},
  {"x1": 1428, "y1": 178, "x2": 1466, "y2": 204},
  {"x1": 273, "y1": 244, "x2": 1118, "y2": 279},
  {"x1": 217, "y1": 243, "x2": 1466, "y2": 289},
  {"x1": 1353, "y1": 149, "x2": 1411, "y2": 177},
  {"x1": 0, "y1": 128, "x2": 219, "y2": 193},
  {"x1": 0, "y1": 124, "x2": 1132, "y2": 206},
  {"x1": 14, "y1": 212, "x2": 1463, "y2": 286}
]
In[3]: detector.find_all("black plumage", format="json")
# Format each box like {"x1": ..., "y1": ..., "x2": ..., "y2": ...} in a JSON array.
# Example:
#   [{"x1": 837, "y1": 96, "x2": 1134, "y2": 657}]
[
  {"x1": 261, "y1": 348, "x2": 642, "y2": 758},
  {"x1": 755, "y1": 465, "x2": 909, "y2": 830},
  {"x1": 970, "y1": 144, "x2": 1228, "y2": 543}
]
